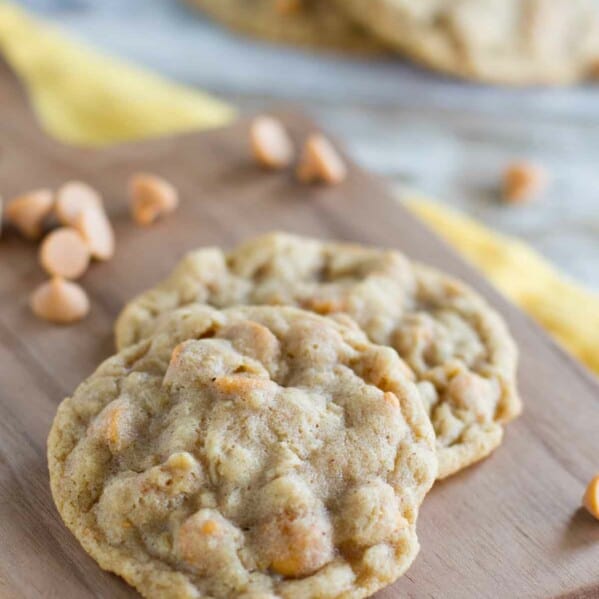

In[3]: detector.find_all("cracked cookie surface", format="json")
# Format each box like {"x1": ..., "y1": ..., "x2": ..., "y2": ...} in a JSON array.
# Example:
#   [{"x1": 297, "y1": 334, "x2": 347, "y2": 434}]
[
  {"x1": 49, "y1": 305, "x2": 436, "y2": 599},
  {"x1": 115, "y1": 233, "x2": 521, "y2": 479},
  {"x1": 335, "y1": 0, "x2": 599, "y2": 84}
]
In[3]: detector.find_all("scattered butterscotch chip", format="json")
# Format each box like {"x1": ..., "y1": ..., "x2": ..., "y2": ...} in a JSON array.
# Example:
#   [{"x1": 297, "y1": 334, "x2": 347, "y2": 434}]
[
  {"x1": 5, "y1": 189, "x2": 54, "y2": 240},
  {"x1": 583, "y1": 475, "x2": 599, "y2": 520},
  {"x1": 55, "y1": 180, "x2": 114, "y2": 259},
  {"x1": 39, "y1": 227, "x2": 91, "y2": 279},
  {"x1": 30, "y1": 277, "x2": 90, "y2": 324},
  {"x1": 75, "y1": 207, "x2": 115, "y2": 261},
  {"x1": 129, "y1": 173, "x2": 179, "y2": 226},
  {"x1": 250, "y1": 116, "x2": 295, "y2": 170},
  {"x1": 55, "y1": 181, "x2": 103, "y2": 226},
  {"x1": 502, "y1": 161, "x2": 548, "y2": 204},
  {"x1": 297, "y1": 133, "x2": 347, "y2": 185},
  {"x1": 132, "y1": 204, "x2": 157, "y2": 227}
]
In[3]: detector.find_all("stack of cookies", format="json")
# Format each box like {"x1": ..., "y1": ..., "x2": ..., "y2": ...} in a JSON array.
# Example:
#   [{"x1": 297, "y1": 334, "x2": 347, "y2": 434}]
[
  {"x1": 188, "y1": 0, "x2": 599, "y2": 85},
  {"x1": 48, "y1": 232, "x2": 521, "y2": 598}
]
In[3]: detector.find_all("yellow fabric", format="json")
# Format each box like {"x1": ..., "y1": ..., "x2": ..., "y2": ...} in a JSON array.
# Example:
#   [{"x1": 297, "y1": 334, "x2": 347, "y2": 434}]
[
  {"x1": 0, "y1": 2, "x2": 235, "y2": 145},
  {"x1": 1, "y1": 3, "x2": 597, "y2": 375}
]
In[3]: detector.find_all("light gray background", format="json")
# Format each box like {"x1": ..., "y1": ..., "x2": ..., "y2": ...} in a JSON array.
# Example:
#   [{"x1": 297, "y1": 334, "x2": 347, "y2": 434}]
[{"x1": 14, "y1": 0, "x2": 599, "y2": 290}]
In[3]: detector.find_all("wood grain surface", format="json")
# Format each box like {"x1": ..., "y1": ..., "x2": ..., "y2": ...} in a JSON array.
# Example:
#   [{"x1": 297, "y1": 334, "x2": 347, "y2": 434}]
[{"x1": 0, "y1": 58, "x2": 598, "y2": 599}]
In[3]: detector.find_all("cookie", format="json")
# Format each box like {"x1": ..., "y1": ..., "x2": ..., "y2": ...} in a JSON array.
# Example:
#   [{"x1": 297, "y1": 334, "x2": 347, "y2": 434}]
[
  {"x1": 115, "y1": 233, "x2": 521, "y2": 478},
  {"x1": 49, "y1": 305, "x2": 437, "y2": 599},
  {"x1": 335, "y1": 0, "x2": 599, "y2": 84},
  {"x1": 187, "y1": 0, "x2": 385, "y2": 54}
]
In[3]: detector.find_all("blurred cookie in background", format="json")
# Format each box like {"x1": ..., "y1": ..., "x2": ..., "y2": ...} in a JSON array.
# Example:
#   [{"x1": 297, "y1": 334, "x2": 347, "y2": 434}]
[
  {"x1": 335, "y1": 0, "x2": 599, "y2": 85},
  {"x1": 186, "y1": 0, "x2": 386, "y2": 54}
]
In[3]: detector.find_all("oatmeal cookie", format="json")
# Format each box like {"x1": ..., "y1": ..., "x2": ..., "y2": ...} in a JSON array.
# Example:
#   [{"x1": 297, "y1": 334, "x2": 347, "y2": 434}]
[
  {"x1": 187, "y1": 0, "x2": 384, "y2": 54},
  {"x1": 49, "y1": 305, "x2": 436, "y2": 598},
  {"x1": 115, "y1": 233, "x2": 521, "y2": 478},
  {"x1": 335, "y1": 0, "x2": 599, "y2": 85}
]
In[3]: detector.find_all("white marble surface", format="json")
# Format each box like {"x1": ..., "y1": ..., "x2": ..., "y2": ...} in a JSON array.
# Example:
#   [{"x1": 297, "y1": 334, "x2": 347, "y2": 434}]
[{"x1": 14, "y1": 0, "x2": 599, "y2": 290}]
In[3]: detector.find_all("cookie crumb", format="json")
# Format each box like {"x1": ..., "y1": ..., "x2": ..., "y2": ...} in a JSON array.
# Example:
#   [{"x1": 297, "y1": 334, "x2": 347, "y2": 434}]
[
  {"x1": 583, "y1": 475, "x2": 599, "y2": 520},
  {"x1": 129, "y1": 173, "x2": 179, "y2": 226},
  {"x1": 502, "y1": 161, "x2": 548, "y2": 204},
  {"x1": 5, "y1": 189, "x2": 54, "y2": 240},
  {"x1": 297, "y1": 134, "x2": 347, "y2": 185},
  {"x1": 30, "y1": 277, "x2": 90, "y2": 324},
  {"x1": 55, "y1": 180, "x2": 115, "y2": 261},
  {"x1": 250, "y1": 116, "x2": 295, "y2": 170}
]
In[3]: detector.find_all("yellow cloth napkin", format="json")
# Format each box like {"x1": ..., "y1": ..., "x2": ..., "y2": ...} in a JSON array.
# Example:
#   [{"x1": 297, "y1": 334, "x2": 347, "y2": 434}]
[
  {"x1": 0, "y1": 2, "x2": 234, "y2": 145},
  {"x1": 1, "y1": 3, "x2": 597, "y2": 375}
]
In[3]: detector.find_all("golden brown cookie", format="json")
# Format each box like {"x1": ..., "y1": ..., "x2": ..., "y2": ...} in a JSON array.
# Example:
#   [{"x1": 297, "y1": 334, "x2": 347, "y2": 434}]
[
  {"x1": 187, "y1": 0, "x2": 385, "y2": 54},
  {"x1": 49, "y1": 305, "x2": 436, "y2": 598},
  {"x1": 115, "y1": 233, "x2": 521, "y2": 478},
  {"x1": 335, "y1": 0, "x2": 599, "y2": 84}
]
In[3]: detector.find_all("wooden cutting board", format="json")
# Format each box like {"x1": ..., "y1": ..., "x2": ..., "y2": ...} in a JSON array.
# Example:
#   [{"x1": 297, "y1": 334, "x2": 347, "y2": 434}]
[{"x1": 0, "y1": 58, "x2": 598, "y2": 599}]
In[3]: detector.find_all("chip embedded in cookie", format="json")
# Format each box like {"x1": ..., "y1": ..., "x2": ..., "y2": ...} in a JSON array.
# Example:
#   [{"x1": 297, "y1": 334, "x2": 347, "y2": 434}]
[
  {"x1": 49, "y1": 305, "x2": 437, "y2": 599},
  {"x1": 115, "y1": 232, "x2": 521, "y2": 479}
]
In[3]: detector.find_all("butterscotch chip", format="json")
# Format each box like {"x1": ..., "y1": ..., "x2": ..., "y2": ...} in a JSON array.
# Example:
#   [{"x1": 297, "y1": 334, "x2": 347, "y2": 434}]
[
  {"x1": 250, "y1": 116, "x2": 294, "y2": 170},
  {"x1": 132, "y1": 204, "x2": 157, "y2": 227},
  {"x1": 75, "y1": 207, "x2": 115, "y2": 261},
  {"x1": 91, "y1": 399, "x2": 134, "y2": 453},
  {"x1": 503, "y1": 162, "x2": 548, "y2": 204},
  {"x1": 383, "y1": 391, "x2": 400, "y2": 408},
  {"x1": 297, "y1": 133, "x2": 347, "y2": 185},
  {"x1": 49, "y1": 305, "x2": 436, "y2": 598},
  {"x1": 200, "y1": 519, "x2": 220, "y2": 535},
  {"x1": 583, "y1": 475, "x2": 599, "y2": 520},
  {"x1": 55, "y1": 180, "x2": 114, "y2": 260},
  {"x1": 116, "y1": 232, "x2": 521, "y2": 479},
  {"x1": 55, "y1": 181, "x2": 103, "y2": 226},
  {"x1": 257, "y1": 507, "x2": 334, "y2": 578},
  {"x1": 30, "y1": 277, "x2": 90, "y2": 323},
  {"x1": 5, "y1": 189, "x2": 54, "y2": 240},
  {"x1": 129, "y1": 173, "x2": 179, "y2": 226},
  {"x1": 39, "y1": 227, "x2": 91, "y2": 279}
]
